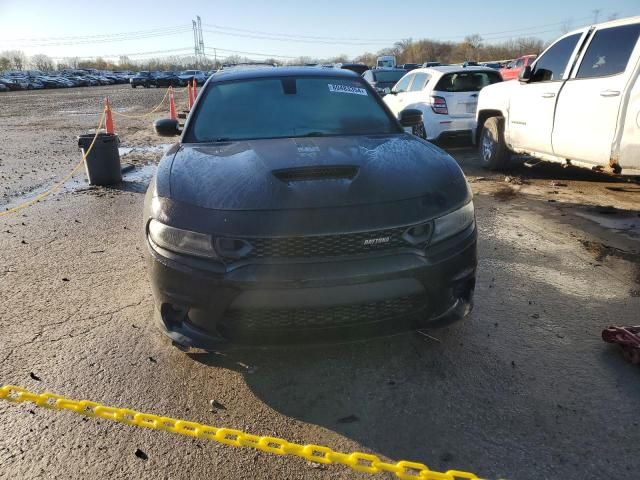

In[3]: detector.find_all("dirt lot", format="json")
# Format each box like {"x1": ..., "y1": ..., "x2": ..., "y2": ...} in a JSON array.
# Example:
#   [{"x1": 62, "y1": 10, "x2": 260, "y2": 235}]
[{"x1": 1, "y1": 85, "x2": 639, "y2": 479}]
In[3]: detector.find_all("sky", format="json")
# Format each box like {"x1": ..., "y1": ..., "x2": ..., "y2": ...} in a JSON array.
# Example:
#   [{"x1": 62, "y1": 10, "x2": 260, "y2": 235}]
[{"x1": 0, "y1": 0, "x2": 638, "y2": 62}]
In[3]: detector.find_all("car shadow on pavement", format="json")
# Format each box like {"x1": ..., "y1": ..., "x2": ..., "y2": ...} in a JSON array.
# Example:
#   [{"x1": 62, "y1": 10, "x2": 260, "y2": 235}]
[{"x1": 185, "y1": 226, "x2": 640, "y2": 479}]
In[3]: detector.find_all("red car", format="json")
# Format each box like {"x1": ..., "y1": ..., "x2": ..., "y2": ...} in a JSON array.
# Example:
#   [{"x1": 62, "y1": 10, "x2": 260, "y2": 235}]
[{"x1": 499, "y1": 54, "x2": 537, "y2": 81}]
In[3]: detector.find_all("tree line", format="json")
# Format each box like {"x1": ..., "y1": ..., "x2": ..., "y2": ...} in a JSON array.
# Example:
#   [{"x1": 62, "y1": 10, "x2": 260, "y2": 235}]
[{"x1": 1, "y1": 34, "x2": 546, "y2": 72}]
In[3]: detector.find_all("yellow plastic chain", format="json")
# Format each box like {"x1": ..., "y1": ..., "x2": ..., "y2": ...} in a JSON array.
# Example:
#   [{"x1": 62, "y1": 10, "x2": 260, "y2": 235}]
[
  {"x1": 0, "y1": 111, "x2": 106, "y2": 218},
  {"x1": 1, "y1": 385, "x2": 481, "y2": 480},
  {"x1": 111, "y1": 86, "x2": 172, "y2": 119}
]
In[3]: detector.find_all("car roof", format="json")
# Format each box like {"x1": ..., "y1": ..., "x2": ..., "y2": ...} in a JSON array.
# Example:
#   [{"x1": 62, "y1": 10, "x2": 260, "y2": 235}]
[
  {"x1": 409, "y1": 65, "x2": 499, "y2": 78},
  {"x1": 210, "y1": 66, "x2": 359, "y2": 82}
]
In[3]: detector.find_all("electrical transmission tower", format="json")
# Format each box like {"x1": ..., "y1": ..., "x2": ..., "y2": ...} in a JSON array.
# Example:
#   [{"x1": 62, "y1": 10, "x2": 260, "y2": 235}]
[{"x1": 192, "y1": 16, "x2": 206, "y2": 67}]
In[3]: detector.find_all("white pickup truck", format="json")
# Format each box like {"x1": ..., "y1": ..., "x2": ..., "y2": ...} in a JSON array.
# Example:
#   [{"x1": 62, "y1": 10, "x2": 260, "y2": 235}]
[{"x1": 476, "y1": 16, "x2": 640, "y2": 175}]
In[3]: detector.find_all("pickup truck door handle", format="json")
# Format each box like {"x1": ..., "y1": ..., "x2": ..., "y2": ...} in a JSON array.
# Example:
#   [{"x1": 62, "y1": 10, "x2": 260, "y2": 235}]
[
  {"x1": 600, "y1": 89, "x2": 621, "y2": 97},
  {"x1": 541, "y1": 92, "x2": 556, "y2": 98}
]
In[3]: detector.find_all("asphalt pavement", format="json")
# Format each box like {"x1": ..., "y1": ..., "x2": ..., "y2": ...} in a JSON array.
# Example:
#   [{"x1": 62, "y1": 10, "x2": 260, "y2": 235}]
[{"x1": 1, "y1": 85, "x2": 639, "y2": 480}]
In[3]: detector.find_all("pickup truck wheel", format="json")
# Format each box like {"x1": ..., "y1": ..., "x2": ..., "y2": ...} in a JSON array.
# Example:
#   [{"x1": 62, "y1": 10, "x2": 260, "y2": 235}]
[
  {"x1": 412, "y1": 122, "x2": 427, "y2": 140},
  {"x1": 480, "y1": 116, "x2": 511, "y2": 170}
]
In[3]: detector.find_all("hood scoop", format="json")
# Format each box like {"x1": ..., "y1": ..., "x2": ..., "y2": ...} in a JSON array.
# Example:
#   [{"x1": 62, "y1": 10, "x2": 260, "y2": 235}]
[{"x1": 273, "y1": 165, "x2": 359, "y2": 183}]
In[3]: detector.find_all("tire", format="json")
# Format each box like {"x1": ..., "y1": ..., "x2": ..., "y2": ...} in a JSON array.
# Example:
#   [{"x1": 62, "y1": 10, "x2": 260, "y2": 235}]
[
  {"x1": 412, "y1": 122, "x2": 427, "y2": 140},
  {"x1": 132, "y1": 84, "x2": 136, "y2": 88},
  {"x1": 479, "y1": 116, "x2": 511, "y2": 170}
]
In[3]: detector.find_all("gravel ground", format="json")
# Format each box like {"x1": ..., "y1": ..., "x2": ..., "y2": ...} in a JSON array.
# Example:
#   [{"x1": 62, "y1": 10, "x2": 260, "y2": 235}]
[{"x1": 1, "y1": 85, "x2": 639, "y2": 480}]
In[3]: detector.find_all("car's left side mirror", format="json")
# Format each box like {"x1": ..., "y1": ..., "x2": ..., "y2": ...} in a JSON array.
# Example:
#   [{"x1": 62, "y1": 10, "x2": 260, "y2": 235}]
[
  {"x1": 519, "y1": 66, "x2": 532, "y2": 82},
  {"x1": 399, "y1": 109, "x2": 423, "y2": 127},
  {"x1": 154, "y1": 118, "x2": 181, "y2": 137}
]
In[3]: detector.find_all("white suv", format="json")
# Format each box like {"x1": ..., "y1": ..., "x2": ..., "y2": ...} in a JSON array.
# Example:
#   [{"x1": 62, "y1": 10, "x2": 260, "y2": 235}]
[
  {"x1": 384, "y1": 66, "x2": 502, "y2": 141},
  {"x1": 476, "y1": 16, "x2": 640, "y2": 175}
]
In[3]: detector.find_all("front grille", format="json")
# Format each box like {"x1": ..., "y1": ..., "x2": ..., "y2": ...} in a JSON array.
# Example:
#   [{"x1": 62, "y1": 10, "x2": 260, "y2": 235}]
[
  {"x1": 240, "y1": 226, "x2": 414, "y2": 260},
  {"x1": 223, "y1": 294, "x2": 426, "y2": 330}
]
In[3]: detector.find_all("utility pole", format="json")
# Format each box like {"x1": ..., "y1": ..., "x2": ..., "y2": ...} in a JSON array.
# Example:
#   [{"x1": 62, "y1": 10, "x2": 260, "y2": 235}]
[
  {"x1": 197, "y1": 16, "x2": 205, "y2": 66},
  {"x1": 192, "y1": 20, "x2": 199, "y2": 68},
  {"x1": 592, "y1": 9, "x2": 601, "y2": 24}
]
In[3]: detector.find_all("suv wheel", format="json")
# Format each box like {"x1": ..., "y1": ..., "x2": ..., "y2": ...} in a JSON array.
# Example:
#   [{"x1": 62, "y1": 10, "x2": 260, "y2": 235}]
[{"x1": 480, "y1": 116, "x2": 511, "y2": 170}]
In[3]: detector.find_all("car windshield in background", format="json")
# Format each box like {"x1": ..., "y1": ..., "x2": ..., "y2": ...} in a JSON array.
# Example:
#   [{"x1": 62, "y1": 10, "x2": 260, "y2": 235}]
[
  {"x1": 374, "y1": 71, "x2": 406, "y2": 82},
  {"x1": 187, "y1": 77, "x2": 399, "y2": 142},
  {"x1": 435, "y1": 71, "x2": 502, "y2": 92}
]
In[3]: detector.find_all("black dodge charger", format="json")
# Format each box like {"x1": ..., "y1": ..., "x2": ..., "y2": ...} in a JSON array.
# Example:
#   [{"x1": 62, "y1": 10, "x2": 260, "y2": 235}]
[{"x1": 145, "y1": 67, "x2": 476, "y2": 349}]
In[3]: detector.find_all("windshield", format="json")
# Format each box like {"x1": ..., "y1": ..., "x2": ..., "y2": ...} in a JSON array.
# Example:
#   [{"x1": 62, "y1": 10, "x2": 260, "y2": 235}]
[
  {"x1": 373, "y1": 71, "x2": 405, "y2": 82},
  {"x1": 182, "y1": 70, "x2": 197, "y2": 75},
  {"x1": 186, "y1": 76, "x2": 399, "y2": 142},
  {"x1": 434, "y1": 71, "x2": 502, "y2": 92},
  {"x1": 377, "y1": 60, "x2": 394, "y2": 68}
]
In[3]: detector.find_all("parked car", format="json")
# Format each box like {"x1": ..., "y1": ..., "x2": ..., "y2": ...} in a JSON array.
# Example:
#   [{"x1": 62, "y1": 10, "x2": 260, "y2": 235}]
[
  {"x1": 177, "y1": 70, "x2": 207, "y2": 86},
  {"x1": 155, "y1": 72, "x2": 181, "y2": 87},
  {"x1": 146, "y1": 67, "x2": 477, "y2": 349},
  {"x1": 477, "y1": 16, "x2": 640, "y2": 175},
  {"x1": 0, "y1": 83, "x2": 8, "y2": 93},
  {"x1": 481, "y1": 62, "x2": 503, "y2": 70},
  {"x1": 376, "y1": 55, "x2": 396, "y2": 68},
  {"x1": 423, "y1": 62, "x2": 442, "y2": 67},
  {"x1": 0, "y1": 77, "x2": 24, "y2": 91},
  {"x1": 500, "y1": 54, "x2": 537, "y2": 80},
  {"x1": 400, "y1": 63, "x2": 421, "y2": 71},
  {"x1": 337, "y1": 63, "x2": 369, "y2": 75},
  {"x1": 131, "y1": 71, "x2": 157, "y2": 88},
  {"x1": 361, "y1": 68, "x2": 407, "y2": 96},
  {"x1": 384, "y1": 66, "x2": 502, "y2": 141}
]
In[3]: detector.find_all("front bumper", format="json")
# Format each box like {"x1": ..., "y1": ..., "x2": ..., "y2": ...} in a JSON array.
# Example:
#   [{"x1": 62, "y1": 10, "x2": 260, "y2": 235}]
[{"x1": 147, "y1": 225, "x2": 477, "y2": 349}]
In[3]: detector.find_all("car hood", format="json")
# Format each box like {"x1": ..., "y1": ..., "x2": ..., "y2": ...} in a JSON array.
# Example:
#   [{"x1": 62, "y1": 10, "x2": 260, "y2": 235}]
[
  {"x1": 164, "y1": 134, "x2": 466, "y2": 211},
  {"x1": 164, "y1": 134, "x2": 469, "y2": 210}
]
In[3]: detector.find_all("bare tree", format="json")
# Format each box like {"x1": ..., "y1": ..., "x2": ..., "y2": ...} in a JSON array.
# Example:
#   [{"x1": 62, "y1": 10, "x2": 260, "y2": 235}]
[
  {"x1": 1, "y1": 50, "x2": 27, "y2": 70},
  {"x1": 30, "y1": 54, "x2": 54, "y2": 71},
  {"x1": 0, "y1": 55, "x2": 10, "y2": 71}
]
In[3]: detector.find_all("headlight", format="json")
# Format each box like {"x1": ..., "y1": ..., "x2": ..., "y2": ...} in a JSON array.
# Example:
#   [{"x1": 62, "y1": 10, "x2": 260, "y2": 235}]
[
  {"x1": 431, "y1": 202, "x2": 475, "y2": 244},
  {"x1": 148, "y1": 219, "x2": 217, "y2": 258}
]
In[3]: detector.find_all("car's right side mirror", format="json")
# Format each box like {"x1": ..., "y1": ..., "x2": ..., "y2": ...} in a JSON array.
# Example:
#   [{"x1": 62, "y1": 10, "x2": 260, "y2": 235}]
[
  {"x1": 154, "y1": 118, "x2": 181, "y2": 137},
  {"x1": 519, "y1": 66, "x2": 532, "y2": 82}
]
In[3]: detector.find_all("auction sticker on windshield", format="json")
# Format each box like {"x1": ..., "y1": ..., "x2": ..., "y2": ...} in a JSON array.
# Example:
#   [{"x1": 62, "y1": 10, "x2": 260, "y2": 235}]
[{"x1": 328, "y1": 84, "x2": 368, "y2": 95}]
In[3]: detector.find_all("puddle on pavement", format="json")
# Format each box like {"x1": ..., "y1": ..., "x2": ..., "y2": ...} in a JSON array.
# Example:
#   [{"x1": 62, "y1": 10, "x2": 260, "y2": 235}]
[
  {"x1": 0, "y1": 151, "x2": 162, "y2": 211},
  {"x1": 119, "y1": 144, "x2": 172, "y2": 157},
  {"x1": 574, "y1": 208, "x2": 640, "y2": 239}
]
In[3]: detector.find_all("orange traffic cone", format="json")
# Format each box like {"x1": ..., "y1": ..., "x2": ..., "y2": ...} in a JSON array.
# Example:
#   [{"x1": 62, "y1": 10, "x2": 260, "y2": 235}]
[
  {"x1": 169, "y1": 87, "x2": 177, "y2": 120},
  {"x1": 192, "y1": 80, "x2": 198, "y2": 101},
  {"x1": 187, "y1": 82, "x2": 193, "y2": 111},
  {"x1": 189, "y1": 80, "x2": 196, "y2": 108},
  {"x1": 104, "y1": 97, "x2": 115, "y2": 134}
]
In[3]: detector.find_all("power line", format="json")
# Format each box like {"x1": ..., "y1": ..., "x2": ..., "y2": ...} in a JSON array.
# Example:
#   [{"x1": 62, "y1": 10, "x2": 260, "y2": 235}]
[
  {"x1": 202, "y1": 28, "x2": 389, "y2": 46},
  {"x1": 7, "y1": 25, "x2": 191, "y2": 43},
  {"x1": 203, "y1": 23, "x2": 397, "y2": 42},
  {"x1": 1, "y1": 27, "x2": 193, "y2": 48},
  {"x1": 204, "y1": 46, "x2": 296, "y2": 59},
  {"x1": 49, "y1": 48, "x2": 195, "y2": 60}
]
